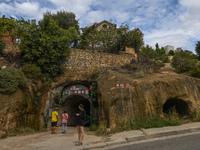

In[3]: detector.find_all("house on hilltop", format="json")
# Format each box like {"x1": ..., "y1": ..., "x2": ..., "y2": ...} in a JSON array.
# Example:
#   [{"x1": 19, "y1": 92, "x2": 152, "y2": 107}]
[
  {"x1": 81, "y1": 20, "x2": 129, "y2": 53},
  {"x1": 164, "y1": 45, "x2": 175, "y2": 54},
  {"x1": 81, "y1": 20, "x2": 117, "y2": 32}
]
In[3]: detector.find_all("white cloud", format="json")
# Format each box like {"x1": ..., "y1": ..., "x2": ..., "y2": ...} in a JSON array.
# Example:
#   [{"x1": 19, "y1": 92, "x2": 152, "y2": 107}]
[
  {"x1": 144, "y1": 29, "x2": 189, "y2": 49},
  {"x1": 47, "y1": 0, "x2": 95, "y2": 18},
  {"x1": 0, "y1": 1, "x2": 52, "y2": 21},
  {"x1": 83, "y1": 10, "x2": 107, "y2": 24},
  {"x1": 1, "y1": 0, "x2": 200, "y2": 52},
  {"x1": 14, "y1": 1, "x2": 40, "y2": 17}
]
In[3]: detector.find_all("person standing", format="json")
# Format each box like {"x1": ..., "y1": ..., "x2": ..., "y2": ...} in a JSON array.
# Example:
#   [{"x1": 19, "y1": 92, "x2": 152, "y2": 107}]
[
  {"x1": 51, "y1": 107, "x2": 58, "y2": 134},
  {"x1": 75, "y1": 104, "x2": 86, "y2": 146},
  {"x1": 62, "y1": 111, "x2": 68, "y2": 133}
]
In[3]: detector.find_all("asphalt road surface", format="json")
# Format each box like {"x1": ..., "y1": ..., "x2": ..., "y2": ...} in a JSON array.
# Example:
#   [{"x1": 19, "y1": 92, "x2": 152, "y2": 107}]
[{"x1": 110, "y1": 132, "x2": 200, "y2": 150}]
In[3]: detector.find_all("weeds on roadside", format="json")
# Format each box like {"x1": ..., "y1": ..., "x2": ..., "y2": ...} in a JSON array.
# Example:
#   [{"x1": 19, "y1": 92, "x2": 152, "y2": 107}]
[
  {"x1": 96, "y1": 121, "x2": 107, "y2": 135},
  {"x1": 95, "y1": 109, "x2": 184, "y2": 135},
  {"x1": 189, "y1": 111, "x2": 200, "y2": 122},
  {"x1": 1, "y1": 134, "x2": 7, "y2": 139}
]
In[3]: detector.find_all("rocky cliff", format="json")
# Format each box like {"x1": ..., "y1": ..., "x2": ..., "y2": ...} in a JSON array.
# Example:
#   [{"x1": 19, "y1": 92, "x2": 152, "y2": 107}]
[
  {"x1": 1, "y1": 66, "x2": 200, "y2": 134},
  {"x1": 0, "y1": 82, "x2": 48, "y2": 137},
  {"x1": 97, "y1": 69, "x2": 200, "y2": 127}
]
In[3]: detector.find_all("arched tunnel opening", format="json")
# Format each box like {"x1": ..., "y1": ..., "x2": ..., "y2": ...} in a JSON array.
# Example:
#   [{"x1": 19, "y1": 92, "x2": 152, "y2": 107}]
[
  {"x1": 163, "y1": 98, "x2": 190, "y2": 117},
  {"x1": 57, "y1": 94, "x2": 90, "y2": 126}
]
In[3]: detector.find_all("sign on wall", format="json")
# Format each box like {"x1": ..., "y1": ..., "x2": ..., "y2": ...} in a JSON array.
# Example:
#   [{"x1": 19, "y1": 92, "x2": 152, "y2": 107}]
[
  {"x1": 62, "y1": 85, "x2": 90, "y2": 99},
  {"x1": 115, "y1": 83, "x2": 135, "y2": 88}
]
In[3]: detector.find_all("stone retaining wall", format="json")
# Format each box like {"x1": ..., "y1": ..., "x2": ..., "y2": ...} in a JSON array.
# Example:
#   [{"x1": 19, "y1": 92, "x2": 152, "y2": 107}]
[{"x1": 65, "y1": 48, "x2": 136, "y2": 70}]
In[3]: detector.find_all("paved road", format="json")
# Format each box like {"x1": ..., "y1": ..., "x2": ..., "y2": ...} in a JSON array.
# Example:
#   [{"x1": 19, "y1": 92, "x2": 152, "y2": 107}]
[{"x1": 110, "y1": 132, "x2": 200, "y2": 150}]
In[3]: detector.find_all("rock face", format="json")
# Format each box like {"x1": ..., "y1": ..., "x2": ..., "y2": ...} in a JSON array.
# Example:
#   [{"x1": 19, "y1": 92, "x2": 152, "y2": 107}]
[
  {"x1": 97, "y1": 70, "x2": 200, "y2": 127},
  {"x1": 1, "y1": 67, "x2": 200, "y2": 134},
  {"x1": 0, "y1": 82, "x2": 48, "y2": 137}
]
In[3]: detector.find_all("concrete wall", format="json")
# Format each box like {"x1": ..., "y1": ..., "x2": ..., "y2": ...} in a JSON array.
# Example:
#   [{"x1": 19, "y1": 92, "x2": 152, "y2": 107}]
[{"x1": 66, "y1": 48, "x2": 136, "y2": 70}]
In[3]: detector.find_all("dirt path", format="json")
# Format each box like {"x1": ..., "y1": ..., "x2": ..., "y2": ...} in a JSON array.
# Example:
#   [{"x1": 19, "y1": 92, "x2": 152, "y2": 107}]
[
  {"x1": 160, "y1": 63, "x2": 175, "y2": 72},
  {"x1": 0, "y1": 127, "x2": 104, "y2": 150}
]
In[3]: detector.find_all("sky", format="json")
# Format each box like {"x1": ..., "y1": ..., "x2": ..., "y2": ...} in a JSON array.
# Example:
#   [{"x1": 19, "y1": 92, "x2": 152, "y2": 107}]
[{"x1": 0, "y1": 0, "x2": 200, "y2": 53}]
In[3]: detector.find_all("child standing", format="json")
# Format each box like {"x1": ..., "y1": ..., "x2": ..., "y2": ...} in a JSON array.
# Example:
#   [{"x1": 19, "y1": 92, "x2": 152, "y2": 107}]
[{"x1": 62, "y1": 111, "x2": 68, "y2": 133}]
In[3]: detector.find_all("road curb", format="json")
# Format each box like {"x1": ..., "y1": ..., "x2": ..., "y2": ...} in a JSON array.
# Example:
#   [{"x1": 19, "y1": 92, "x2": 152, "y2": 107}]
[
  {"x1": 144, "y1": 127, "x2": 200, "y2": 139},
  {"x1": 83, "y1": 143, "x2": 107, "y2": 149},
  {"x1": 106, "y1": 139, "x2": 127, "y2": 146},
  {"x1": 83, "y1": 139, "x2": 127, "y2": 149},
  {"x1": 126, "y1": 135, "x2": 146, "y2": 142},
  {"x1": 84, "y1": 126, "x2": 200, "y2": 149}
]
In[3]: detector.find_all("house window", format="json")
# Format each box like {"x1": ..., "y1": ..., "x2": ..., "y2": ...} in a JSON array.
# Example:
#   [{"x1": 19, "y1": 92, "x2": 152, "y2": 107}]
[{"x1": 103, "y1": 24, "x2": 107, "y2": 29}]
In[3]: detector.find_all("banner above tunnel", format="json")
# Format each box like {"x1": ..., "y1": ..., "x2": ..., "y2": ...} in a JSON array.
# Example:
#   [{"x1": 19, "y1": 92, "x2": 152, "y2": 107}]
[{"x1": 62, "y1": 84, "x2": 90, "y2": 99}]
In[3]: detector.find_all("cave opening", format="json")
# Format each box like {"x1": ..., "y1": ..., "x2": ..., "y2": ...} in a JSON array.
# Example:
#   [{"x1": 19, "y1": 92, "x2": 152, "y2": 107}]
[
  {"x1": 163, "y1": 98, "x2": 190, "y2": 117},
  {"x1": 58, "y1": 94, "x2": 90, "y2": 126}
]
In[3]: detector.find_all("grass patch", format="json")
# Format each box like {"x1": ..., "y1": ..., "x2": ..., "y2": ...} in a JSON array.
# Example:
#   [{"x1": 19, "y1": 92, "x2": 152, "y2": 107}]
[
  {"x1": 1, "y1": 134, "x2": 7, "y2": 139},
  {"x1": 96, "y1": 121, "x2": 108, "y2": 135},
  {"x1": 2, "y1": 127, "x2": 45, "y2": 138},
  {"x1": 95, "y1": 110, "x2": 184, "y2": 135}
]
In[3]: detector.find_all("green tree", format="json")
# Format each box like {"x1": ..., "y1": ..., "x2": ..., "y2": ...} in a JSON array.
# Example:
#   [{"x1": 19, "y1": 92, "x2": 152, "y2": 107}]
[
  {"x1": 19, "y1": 17, "x2": 78, "y2": 78},
  {"x1": 79, "y1": 21, "x2": 121, "y2": 53},
  {"x1": 98, "y1": 21, "x2": 122, "y2": 53},
  {"x1": 168, "y1": 50, "x2": 175, "y2": 56},
  {"x1": 195, "y1": 41, "x2": 200, "y2": 60},
  {"x1": 153, "y1": 43, "x2": 169, "y2": 62},
  {"x1": 0, "y1": 15, "x2": 31, "y2": 44},
  {"x1": 155, "y1": 43, "x2": 165, "y2": 56},
  {"x1": 0, "y1": 39, "x2": 6, "y2": 55},
  {"x1": 0, "y1": 15, "x2": 17, "y2": 43},
  {"x1": 171, "y1": 50, "x2": 198, "y2": 73},
  {"x1": 140, "y1": 45, "x2": 155, "y2": 59},
  {"x1": 79, "y1": 21, "x2": 144, "y2": 54},
  {"x1": 155, "y1": 43, "x2": 160, "y2": 54},
  {"x1": 121, "y1": 28, "x2": 144, "y2": 53},
  {"x1": 40, "y1": 10, "x2": 80, "y2": 47},
  {"x1": 79, "y1": 23, "x2": 99, "y2": 51},
  {"x1": 160, "y1": 47, "x2": 166, "y2": 55}
]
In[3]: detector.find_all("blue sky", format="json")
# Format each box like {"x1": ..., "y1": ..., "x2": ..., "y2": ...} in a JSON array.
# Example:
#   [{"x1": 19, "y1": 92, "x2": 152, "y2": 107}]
[{"x1": 1, "y1": 0, "x2": 200, "y2": 53}]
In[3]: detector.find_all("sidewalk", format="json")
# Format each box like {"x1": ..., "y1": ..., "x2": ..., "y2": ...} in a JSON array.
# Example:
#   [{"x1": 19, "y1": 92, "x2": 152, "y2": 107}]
[
  {"x1": 83, "y1": 122, "x2": 200, "y2": 150},
  {"x1": 1, "y1": 122, "x2": 200, "y2": 150}
]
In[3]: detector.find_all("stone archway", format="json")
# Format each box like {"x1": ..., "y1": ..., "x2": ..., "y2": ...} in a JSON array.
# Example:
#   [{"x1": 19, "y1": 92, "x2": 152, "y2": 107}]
[
  {"x1": 57, "y1": 84, "x2": 91, "y2": 126},
  {"x1": 58, "y1": 94, "x2": 90, "y2": 126},
  {"x1": 163, "y1": 98, "x2": 190, "y2": 117}
]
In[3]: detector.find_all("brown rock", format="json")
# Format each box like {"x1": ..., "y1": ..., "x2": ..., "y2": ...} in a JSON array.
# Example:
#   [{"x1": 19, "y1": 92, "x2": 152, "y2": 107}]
[{"x1": 97, "y1": 69, "x2": 200, "y2": 127}]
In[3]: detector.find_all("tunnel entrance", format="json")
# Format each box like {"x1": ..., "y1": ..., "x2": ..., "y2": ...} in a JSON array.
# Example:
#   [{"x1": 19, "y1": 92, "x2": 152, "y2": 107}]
[
  {"x1": 58, "y1": 94, "x2": 90, "y2": 126},
  {"x1": 163, "y1": 98, "x2": 190, "y2": 117}
]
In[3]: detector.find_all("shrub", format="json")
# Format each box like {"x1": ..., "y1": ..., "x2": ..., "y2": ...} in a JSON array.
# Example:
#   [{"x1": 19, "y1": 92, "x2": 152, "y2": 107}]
[
  {"x1": 53, "y1": 93, "x2": 65, "y2": 107},
  {"x1": 121, "y1": 57, "x2": 160, "y2": 78},
  {"x1": 0, "y1": 66, "x2": 28, "y2": 94},
  {"x1": 191, "y1": 66, "x2": 200, "y2": 78},
  {"x1": 91, "y1": 68, "x2": 100, "y2": 79},
  {"x1": 2, "y1": 44, "x2": 21, "y2": 62},
  {"x1": 0, "y1": 39, "x2": 6, "y2": 55},
  {"x1": 22, "y1": 64, "x2": 42, "y2": 79},
  {"x1": 155, "y1": 60, "x2": 164, "y2": 67},
  {"x1": 171, "y1": 50, "x2": 198, "y2": 73},
  {"x1": 91, "y1": 124, "x2": 98, "y2": 131},
  {"x1": 96, "y1": 121, "x2": 107, "y2": 135},
  {"x1": 168, "y1": 50, "x2": 175, "y2": 56},
  {"x1": 156, "y1": 54, "x2": 170, "y2": 63}
]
